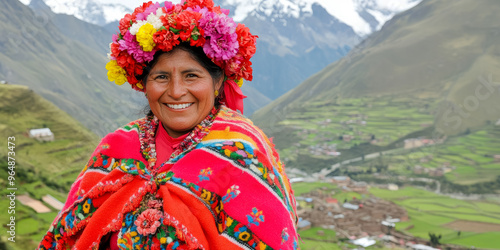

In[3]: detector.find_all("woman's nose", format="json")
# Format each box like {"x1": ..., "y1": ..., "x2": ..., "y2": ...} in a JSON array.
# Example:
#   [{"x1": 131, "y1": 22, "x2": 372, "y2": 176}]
[{"x1": 168, "y1": 77, "x2": 187, "y2": 99}]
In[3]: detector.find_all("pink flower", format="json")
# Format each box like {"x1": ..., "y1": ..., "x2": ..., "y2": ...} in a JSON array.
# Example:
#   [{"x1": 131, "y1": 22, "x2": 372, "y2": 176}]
[
  {"x1": 135, "y1": 209, "x2": 163, "y2": 235},
  {"x1": 204, "y1": 33, "x2": 238, "y2": 61},
  {"x1": 135, "y1": 2, "x2": 161, "y2": 21},
  {"x1": 147, "y1": 200, "x2": 163, "y2": 209},
  {"x1": 119, "y1": 32, "x2": 156, "y2": 63}
]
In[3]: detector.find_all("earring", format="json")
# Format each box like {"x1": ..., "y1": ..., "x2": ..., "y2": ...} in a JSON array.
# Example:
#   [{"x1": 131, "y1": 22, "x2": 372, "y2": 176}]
[{"x1": 214, "y1": 90, "x2": 219, "y2": 97}]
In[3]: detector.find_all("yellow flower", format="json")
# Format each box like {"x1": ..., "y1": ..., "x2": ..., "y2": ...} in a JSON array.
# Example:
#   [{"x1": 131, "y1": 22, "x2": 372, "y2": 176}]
[
  {"x1": 236, "y1": 78, "x2": 244, "y2": 88},
  {"x1": 160, "y1": 237, "x2": 167, "y2": 244},
  {"x1": 238, "y1": 231, "x2": 251, "y2": 241},
  {"x1": 136, "y1": 23, "x2": 157, "y2": 52},
  {"x1": 105, "y1": 60, "x2": 127, "y2": 85}
]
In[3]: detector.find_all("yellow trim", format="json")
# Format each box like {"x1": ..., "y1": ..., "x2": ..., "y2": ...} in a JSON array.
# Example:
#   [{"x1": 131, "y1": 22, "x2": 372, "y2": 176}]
[{"x1": 202, "y1": 131, "x2": 257, "y2": 148}]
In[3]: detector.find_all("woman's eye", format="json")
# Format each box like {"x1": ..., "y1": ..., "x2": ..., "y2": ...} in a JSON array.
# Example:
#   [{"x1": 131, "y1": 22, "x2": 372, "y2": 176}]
[
  {"x1": 186, "y1": 74, "x2": 198, "y2": 78},
  {"x1": 154, "y1": 75, "x2": 167, "y2": 80}
]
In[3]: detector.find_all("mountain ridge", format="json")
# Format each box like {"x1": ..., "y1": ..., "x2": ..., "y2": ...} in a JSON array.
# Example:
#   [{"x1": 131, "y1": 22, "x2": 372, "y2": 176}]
[{"x1": 252, "y1": 0, "x2": 500, "y2": 170}]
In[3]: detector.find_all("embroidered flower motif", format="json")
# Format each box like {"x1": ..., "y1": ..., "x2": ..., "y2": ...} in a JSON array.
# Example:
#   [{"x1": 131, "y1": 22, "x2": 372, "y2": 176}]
[
  {"x1": 135, "y1": 209, "x2": 163, "y2": 235},
  {"x1": 222, "y1": 185, "x2": 240, "y2": 204},
  {"x1": 281, "y1": 228, "x2": 289, "y2": 244},
  {"x1": 198, "y1": 167, "x2": 213, "y2": 182},
  {"x1": 246, "y1": 207, "x2": 264, "y2": 227},
  {"x1": 147, "y1": 199, "x2": 163, "y2": 209}
]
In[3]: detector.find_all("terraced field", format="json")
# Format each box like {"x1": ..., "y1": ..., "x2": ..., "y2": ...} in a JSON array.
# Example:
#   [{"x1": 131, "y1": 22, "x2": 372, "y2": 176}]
[{"x1": 371, "y1": 187, "x2": 500, "y2": 249}]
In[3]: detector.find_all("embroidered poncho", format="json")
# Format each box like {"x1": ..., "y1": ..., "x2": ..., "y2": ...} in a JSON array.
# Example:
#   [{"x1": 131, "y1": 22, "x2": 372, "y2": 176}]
[{"x1": 38, "y1": 106, "x2": 299, "y2": 250}]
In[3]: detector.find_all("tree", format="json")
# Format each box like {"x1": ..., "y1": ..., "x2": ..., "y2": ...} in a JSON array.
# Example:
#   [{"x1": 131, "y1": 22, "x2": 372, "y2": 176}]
[{"x1": 428, "y1": 232, "x2": 442, "y2": 246}]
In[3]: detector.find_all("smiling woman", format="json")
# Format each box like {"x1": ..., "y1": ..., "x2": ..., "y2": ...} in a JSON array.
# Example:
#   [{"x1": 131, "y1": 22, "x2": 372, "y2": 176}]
[
  {"x1": 37, "y1": 1, "x2": 299, "y2": 250},
  {"x1": 144, "y1": 44, "x2": 224, "y2": 138}
]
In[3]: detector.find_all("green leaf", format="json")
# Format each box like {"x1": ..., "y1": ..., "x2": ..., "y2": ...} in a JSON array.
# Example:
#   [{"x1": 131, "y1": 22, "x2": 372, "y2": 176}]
[{"x1": 169, "y1": 27, "x2": 181, "y2": 34}]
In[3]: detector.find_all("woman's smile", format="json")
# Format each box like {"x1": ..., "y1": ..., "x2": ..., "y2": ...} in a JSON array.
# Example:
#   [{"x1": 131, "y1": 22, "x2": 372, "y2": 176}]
[{"x1": 164, "y1": 102, "x2": 194, "y2": 110}]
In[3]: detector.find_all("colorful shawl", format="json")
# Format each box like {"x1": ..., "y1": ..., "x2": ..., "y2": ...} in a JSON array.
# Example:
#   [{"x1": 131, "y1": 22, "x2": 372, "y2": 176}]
[{"x1": 37, "y1": 106, "x2": 299, "y2": 250}]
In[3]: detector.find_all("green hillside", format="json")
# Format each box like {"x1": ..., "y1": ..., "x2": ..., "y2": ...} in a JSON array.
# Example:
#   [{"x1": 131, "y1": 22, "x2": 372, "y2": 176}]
[
  {"x1": 254, "y1": 0, "x2": 500, "y2": 134},
  {"x1": 0, "y1": 0, "x2": 144, "y2": 136},
  {"x1": 0, "y1": 84, "x2": 99, "y2": 249},
  {"x1": 252, "y1": 0, "x2": 500, "y2": 177}
]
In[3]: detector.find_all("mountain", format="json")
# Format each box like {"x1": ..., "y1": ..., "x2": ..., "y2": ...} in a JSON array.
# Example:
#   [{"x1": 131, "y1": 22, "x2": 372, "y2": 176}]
[
  {"x1": 217, "y1": 0, "x2": 421, "y2": 36},
  {"x1": 252, "y1": 0, "x2": 500, "y2": 170},
  {"x1": 0, "y1": 0, "x2": 145, "y2": 136},
  {"x1": 19, "y1": 0, "x2": 132, "y2": 27},
  {"x1": 0, "y1": 84, "x2": 99, "y2": 249},
  {"x1": 19, "y1": 0, "x2": 421, "y2": 115},
  {"x1": 217, "y1": 0, "x2": 421, "y2": 114}
]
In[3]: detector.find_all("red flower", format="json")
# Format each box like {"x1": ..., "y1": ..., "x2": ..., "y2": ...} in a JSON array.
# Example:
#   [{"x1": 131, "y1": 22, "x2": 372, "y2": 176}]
[
  {"x1": 119, "y1": 14, "x2": 133, "y2": 36},
  {"x1": 132, "y1": 1, "x2": 155, "y2": 19},
  {"x1": 183, "y1": 0, "x2": 214, "y2": 11},
  {"x1": 175, "y1": 11, "x2": 202, "y2": 30},
  {"x1": 153, "y1": 29, "x2": 180, "y2": 52},
  {"x1": 236, "y1": 23, "x2": 257, "y2": 60},
  {"x1": 134, "y1": 209, "x2": 163, "y2": 235},
  {"x1": 110, "y1": 42, "x2": 121, "y2": 59}
]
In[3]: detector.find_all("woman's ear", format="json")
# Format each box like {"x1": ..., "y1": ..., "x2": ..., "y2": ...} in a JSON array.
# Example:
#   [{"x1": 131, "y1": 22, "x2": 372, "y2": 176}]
[{"x1": 215, "y1": 77, "x2": 224, "y2": 93}]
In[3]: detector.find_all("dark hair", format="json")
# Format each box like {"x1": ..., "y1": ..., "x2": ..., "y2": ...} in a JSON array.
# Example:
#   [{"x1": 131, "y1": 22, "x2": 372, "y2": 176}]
[{"x1": 139, "y1": 43, "x2": 225, "y2": 116}]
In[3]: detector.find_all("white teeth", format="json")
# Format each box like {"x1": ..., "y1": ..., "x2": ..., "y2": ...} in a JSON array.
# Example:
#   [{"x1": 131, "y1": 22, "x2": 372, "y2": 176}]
[{"x1": 166, "y1": 103, "x2": 193, "y2": 109}]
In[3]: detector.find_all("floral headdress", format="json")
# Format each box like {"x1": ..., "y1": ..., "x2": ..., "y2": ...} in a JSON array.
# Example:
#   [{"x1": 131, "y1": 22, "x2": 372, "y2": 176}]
[{"x1": 106, "y1": 0, "x2": 257, "y2": 113}]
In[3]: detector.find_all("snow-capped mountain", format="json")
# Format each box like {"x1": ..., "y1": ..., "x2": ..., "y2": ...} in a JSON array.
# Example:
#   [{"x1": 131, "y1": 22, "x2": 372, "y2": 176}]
[
  {"x1": 19, "y1": 0, "x2": 132, "y2": 26},
  {"x1": 217, "y1": 0, "x2": 421, "y2": 36},
  {"x1": 18, "y1": 0, "x2": 422, "y2": 114},
  {"x1": 20, "y1": 0, "x2": 420, "y2": 37}
]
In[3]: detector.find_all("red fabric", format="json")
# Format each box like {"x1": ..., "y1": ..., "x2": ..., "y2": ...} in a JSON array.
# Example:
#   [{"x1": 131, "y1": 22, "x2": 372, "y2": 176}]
[
  {"x1": 38, "y1": 107, "x2": 299, "y2": 250},
  {"x1": 107, "y1": 123, "x2": 188, "y2": 250},
  {"x1": 223, "y1": 79, "x2": 246, "y2": 114}
]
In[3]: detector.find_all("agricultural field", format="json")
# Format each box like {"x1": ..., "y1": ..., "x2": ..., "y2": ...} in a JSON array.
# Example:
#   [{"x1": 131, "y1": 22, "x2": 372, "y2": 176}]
[
  {"x1": 273, "y1": 96, "x2": 436, "y2": 172},
  {"x1": 352, "y1": 124, "x2": 500, "y2": 193},
  {"x1": 292, "y1": 181, "x2": 500, "y2": 250},
  {"x1": 371, "y1": 187, "x2": 500, "y2": 250},
  {"x1": 0, "y1": 85, "x2": 99, "y2": 249}
]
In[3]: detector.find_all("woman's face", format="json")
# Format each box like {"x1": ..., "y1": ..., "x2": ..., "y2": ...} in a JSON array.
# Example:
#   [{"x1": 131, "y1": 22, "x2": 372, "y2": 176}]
[{"x1": 145, "y1": 49, "x2": 222, "y2": 138}]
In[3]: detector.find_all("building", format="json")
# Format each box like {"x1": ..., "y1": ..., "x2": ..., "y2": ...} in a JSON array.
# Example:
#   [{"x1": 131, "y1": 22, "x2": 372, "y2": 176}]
[
  {"x1": 29, "y1": 128, "x2": 55, "y2": 142},
  {"x1": 332, "y1": 176, "x2": 350, "y2": 186},
  {"x1": 297, "y1": 218, "x2": 312, "y2": 230},
  {"x1": 387, "y1": 184, "x2": 399, "y2": 191}
]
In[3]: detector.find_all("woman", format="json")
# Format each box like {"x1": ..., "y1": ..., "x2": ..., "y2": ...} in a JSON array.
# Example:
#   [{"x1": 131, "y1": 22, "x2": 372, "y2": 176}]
[{"x1": 38, "y1": 1, "x2": 299, "y2": 249}]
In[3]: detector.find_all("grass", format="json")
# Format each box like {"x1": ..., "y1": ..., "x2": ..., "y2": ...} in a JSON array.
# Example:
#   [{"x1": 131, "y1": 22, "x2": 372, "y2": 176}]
[
  {"x1": 0, "y1": 85, "x2": 99, "y2": 249},
  {"x1": 370, "y1": 187, "x2": 500, "y2": 249},
  {"x1": 299, "y1": 227, "x2": 337, "y2": 241},
  {"x1": 300, "y1": 239, "x2": 342, "y2": 250},
  {"x1": 446, "y1": 232, "x2": 500, "y2": 249},
  {"x1": 292, "y1": 182, "x2": 335, "y2": 196}
]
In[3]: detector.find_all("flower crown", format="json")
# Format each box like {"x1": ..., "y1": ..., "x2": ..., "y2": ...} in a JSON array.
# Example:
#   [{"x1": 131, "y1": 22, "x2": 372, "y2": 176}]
[{"x1": 106, "y1": 0, "x2": 257, "y2": 113}]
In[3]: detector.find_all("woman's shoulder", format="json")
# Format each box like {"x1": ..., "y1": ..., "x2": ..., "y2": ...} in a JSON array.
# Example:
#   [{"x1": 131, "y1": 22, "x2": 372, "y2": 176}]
[
  {"x1": 211, "y1": 106, "x2": 273, "y2": 147},
  {"x1": 92, "y1": 116, "x2": 152, "y2": 159}
]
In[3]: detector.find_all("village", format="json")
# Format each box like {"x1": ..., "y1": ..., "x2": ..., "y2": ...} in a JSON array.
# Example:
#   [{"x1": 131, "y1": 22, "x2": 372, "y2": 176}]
[{"x1": 292, "y1": 175, "x2": 466, "y2": 250}]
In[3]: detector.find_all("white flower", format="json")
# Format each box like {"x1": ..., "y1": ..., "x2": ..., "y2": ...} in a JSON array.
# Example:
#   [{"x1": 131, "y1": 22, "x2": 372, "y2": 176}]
[
  {"x1": 130, "y1": 20, "x2": 148, "y2": 35},
  {"x1": 147, "y1": 12, "x2": 164, "y2": 30}
]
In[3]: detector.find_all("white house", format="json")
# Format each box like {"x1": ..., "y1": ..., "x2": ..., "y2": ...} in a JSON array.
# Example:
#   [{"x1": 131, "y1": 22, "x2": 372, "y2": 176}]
[{"x1": 29, "y1": 128, "x2": 54, "y2": 142}]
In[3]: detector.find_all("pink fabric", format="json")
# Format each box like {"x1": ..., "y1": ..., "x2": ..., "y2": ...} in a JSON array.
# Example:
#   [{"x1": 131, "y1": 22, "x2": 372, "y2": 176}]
[
  {"x1": 170, "y1": 149, "x2": 297, "y2": 247},
  {"x1": 155, "y1": 122, "x2": 189, "y2": 171}
]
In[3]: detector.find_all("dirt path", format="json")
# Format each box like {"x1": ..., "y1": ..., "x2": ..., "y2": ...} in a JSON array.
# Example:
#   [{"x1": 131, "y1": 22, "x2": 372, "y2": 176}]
[{"x1": 444, "y1": 220, "x2": 500, "y2": 233}]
